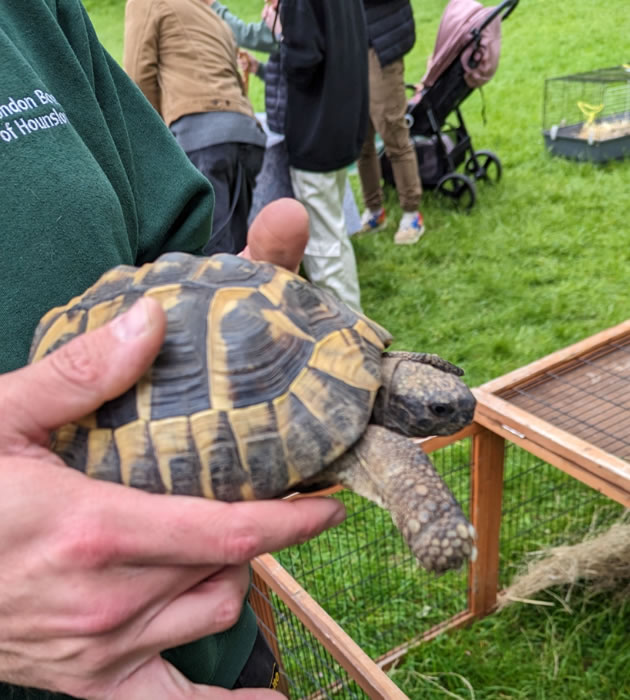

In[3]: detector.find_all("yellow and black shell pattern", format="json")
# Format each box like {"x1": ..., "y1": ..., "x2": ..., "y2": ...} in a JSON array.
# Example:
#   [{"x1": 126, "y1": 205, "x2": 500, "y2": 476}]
[{"x1": 29, "y1": 253, "x2": 392, "y2": 501}]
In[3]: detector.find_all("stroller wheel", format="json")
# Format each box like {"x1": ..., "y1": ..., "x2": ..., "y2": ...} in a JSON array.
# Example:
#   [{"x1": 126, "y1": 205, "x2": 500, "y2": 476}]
[
  {"x1": 436, "y1": 173, "x2": 476, "y2": 211},
  {"x1": 465, "y1": 150, "x2": 502, "y2": 183}
]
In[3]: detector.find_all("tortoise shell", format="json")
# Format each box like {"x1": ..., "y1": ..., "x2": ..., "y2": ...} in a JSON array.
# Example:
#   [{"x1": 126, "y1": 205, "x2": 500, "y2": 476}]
[{"x1": 30, "y1": 253, "x2": 392, "y2": 501}]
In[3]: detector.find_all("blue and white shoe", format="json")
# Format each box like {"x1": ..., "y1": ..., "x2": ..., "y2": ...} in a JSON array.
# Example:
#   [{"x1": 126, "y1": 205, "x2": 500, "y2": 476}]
[
  {"x1": 359, "y1": 207, "x2": 387, "y2": 233},
  {"x1": 394, "y1": 211, "x2": 425, "y2": 245}
]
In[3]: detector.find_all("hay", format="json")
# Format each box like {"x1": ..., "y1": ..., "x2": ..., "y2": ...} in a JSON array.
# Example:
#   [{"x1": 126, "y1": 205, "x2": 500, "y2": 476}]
[
  {"x1": 577, "y1": 118, "x2": 630, "y2": 141},
  {"x1": 497, "y1": 516, "x2": 630, "y2": 610}
]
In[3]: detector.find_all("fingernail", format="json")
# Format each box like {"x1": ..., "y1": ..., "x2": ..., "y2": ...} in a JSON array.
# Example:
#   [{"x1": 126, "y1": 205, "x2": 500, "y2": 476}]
[
  {"x1": 111, "y1": 299, "x2": 151, "y2": 341},
  {"x1": 327, "y1": 501, "x2": 346, "y2": 527}
]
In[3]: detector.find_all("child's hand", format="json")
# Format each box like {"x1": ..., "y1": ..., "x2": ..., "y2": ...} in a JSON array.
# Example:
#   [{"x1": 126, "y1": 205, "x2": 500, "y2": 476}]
[{"x1": 238, "y1": 49, "x2": 259, "y2": 76}]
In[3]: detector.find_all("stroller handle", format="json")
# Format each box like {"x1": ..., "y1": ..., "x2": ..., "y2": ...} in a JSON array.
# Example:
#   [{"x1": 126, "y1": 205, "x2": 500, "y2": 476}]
[
  {"x1": 499, "y1": 0, "x2": 519, "y2": 22},
  {"x1": 465, "y1": 0, "x2": 519, "y2": 69},
  {"x1": 478, "y1": 0, "x2": 519, "y2": 33}
]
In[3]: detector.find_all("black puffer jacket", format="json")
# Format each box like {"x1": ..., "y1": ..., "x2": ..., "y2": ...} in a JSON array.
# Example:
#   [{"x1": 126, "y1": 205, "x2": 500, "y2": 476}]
[
  {"x1": 263, "y1": 51, "x2": 287, "y2": 135},
  {"x1": 363, "y1": 0, "x2": 416, "y2": 67}
]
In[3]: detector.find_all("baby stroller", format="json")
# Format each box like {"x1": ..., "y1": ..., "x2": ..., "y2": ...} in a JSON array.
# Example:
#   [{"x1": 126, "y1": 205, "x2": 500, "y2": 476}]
[{"x1": 381, "y1": 0, "x2": 519, "y2": 210}]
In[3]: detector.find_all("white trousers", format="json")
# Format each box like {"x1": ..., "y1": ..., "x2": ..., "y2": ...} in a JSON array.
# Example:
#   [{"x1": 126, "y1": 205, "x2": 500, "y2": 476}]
[{"x1": 289, "y1": 167, "x2": 362, "y2": 312}]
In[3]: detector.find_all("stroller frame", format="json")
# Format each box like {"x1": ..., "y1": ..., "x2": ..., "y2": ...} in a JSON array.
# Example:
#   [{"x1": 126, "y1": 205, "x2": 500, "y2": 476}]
[{"x1": 382, "y1": 0, "x2": 519, "y2": 210}]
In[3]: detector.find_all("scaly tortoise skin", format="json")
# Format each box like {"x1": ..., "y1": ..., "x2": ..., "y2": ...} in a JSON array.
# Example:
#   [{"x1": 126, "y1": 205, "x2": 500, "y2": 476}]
[{"x1": 29, "y1": 252, "x2": 477, "y2": 573}]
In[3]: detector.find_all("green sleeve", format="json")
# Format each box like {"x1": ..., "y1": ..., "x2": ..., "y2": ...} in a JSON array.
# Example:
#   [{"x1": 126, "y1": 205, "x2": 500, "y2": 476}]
[
  {"x1": 0, "y1": 2, "x2": 255, "y2": 692},
  {"x1": 212, "y1": 1, "x2": 278, "y2": 53},
  {"x1": 101, "y1": 51, "x2": 215, "y2": 263},
  {"x1": 62, "y1": 8, "x2": 258, "y2": 689},
  {"x1": 0, "y1": 0, "x2": 215, "y2": 373},
  {"x1": 59, "y1": 0, "x2": 215, "y2": 263},
  {"x1": 162, "y1": 602, "x2": 258, "y2": 688}
]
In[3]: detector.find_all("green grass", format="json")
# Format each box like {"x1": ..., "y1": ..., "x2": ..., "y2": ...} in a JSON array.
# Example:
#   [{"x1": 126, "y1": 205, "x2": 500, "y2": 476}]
[
  {"x1": 87, "y1": 0, "x2": 630, "y2": 387},
  {"x1": 84, "y1": 1, "x2": 630, "y2": 697},
  {"x1": 83, "y1": 0, "x2": 125, "y2": 60},
  {"x1": 272, "y1": 447, "x2": 627, "y2": 699},
  {"x1": 389, "y1": 592, "x2": 630, "y2": 699}
]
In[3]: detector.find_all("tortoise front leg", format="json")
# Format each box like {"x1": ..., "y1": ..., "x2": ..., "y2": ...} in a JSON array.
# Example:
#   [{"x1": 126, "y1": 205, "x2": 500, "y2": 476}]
[{"x1": 325, "y1": 425, "x2": 476, "y2": 574}]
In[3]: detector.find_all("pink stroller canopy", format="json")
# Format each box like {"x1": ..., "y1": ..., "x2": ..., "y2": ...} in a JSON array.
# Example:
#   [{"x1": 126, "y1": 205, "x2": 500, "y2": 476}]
[{"x1": 421, "y1": 0, "x2": 502, "y2": 90}]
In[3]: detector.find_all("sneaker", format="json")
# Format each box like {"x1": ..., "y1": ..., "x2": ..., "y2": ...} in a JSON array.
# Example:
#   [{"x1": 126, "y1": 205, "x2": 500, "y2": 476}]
[
  {"x1": 359, "y1": 207, "x2": 387, "y2": 233},
  {"x1": 394, "y1": 211, "x2": 425, "y2": 245}
]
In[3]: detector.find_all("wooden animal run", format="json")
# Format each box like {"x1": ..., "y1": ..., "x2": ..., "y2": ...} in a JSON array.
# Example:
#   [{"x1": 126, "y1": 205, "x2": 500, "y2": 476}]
[{"x1": 248, "y1": 321, "x2": 630, "y2": 699}]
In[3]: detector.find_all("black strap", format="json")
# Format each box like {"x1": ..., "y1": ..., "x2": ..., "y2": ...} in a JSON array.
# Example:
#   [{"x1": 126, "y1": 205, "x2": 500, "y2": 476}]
[{"x1": 232, "y1": 627, "x2": 280, "y2": 690}]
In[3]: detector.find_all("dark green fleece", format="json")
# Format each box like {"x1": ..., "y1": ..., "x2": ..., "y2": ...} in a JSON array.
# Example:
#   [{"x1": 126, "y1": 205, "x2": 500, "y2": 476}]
[{"x1": 0, "y1": 0, "x2": 255, "y2": 695}]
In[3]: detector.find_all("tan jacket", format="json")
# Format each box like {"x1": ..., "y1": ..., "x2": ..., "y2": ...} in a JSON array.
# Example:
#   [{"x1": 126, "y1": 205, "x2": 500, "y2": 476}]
[{"x1": 124, "y1": 0, "x2": 254, "y2": 126}]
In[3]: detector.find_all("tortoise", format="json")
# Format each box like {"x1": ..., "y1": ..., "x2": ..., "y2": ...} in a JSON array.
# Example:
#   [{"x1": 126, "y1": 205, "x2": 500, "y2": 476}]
[{"x1": 29, "y1": 252, "x2": 477, "y2": 574}]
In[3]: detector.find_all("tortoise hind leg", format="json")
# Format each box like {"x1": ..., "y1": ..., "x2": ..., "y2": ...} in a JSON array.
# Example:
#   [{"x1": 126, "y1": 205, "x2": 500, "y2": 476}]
[{"x1": 323, "y1": 425, "x2": 476, "y2": 574}]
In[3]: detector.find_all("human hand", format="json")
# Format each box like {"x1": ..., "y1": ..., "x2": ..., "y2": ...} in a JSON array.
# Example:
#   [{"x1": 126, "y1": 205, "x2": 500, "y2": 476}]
[
  {"x1": 261, "y1": 1, "x2": 281, "y2": 36},
  {"x1": 0, "y1": 299, "x2": 344, "y2": 699},
  {"x1": 240, "y1": 197, "x2": 310, "y2": 274},
  {"x1": 238, "y1": 49, "x2": 259, "y2": 77}
]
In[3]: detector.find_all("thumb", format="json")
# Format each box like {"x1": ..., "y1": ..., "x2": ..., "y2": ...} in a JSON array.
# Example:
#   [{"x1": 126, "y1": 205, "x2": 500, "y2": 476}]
[
  {"x1": 108, "y1": 656, "x2": 285, "y2": 700},
  {"x1": 2, "y1": 298, "x2": 166, "y2": 441},
  {"x1": 243, "y1": 198, "x2": 309, "y2": 273}
]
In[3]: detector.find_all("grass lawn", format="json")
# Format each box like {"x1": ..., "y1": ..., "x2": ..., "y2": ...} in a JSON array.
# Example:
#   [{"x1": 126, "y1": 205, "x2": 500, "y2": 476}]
[{"x1": 85, "y1": 1, "x2": 630, "y2": 697}]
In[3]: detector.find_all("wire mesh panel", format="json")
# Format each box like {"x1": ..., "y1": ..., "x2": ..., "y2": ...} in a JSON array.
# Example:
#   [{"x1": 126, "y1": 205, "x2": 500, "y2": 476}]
[
  {"x1": 498, "y1": 335, "x2": 630, "y2": 462},
  {"x1": 498, "y1": 442, "x2": 625, "y2": 589},
  {"x1": 248, "y1": 438, "x2": 474, "y2": 699},
  {"x1": 542, "y1": 65, "x2": 630, "y2": 162},
  {"x1": 249, "y1": 432, "x2": 626, "y2": 698},
  {"x1": 279, "y1": 440, "x2": 471, "y2": 658},
  {"x1": 475, "y1": 321, "x2": 630, "y2": 507},
  {"x1": 249, "y1": 322, "x2": 630, "y2": 698},
  {"x1": 249, "y1": 577, "x2": 366, "y2": 699}
]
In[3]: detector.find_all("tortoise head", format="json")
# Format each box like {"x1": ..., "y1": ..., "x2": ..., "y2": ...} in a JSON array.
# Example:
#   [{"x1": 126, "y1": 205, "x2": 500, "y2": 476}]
[{"x1": 371, "y1": 351, "x2": 476, "y2": 437}]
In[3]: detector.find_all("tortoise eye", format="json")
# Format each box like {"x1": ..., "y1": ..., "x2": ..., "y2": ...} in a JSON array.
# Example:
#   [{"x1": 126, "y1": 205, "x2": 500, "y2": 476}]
[{"x1": 431, "y1": 403, "x2": 453, "y2": 417}]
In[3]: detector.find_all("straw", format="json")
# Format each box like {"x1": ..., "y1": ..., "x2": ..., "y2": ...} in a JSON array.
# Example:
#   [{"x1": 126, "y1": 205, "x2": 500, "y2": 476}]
[{"x1": 497, "y1": 517, "x2": 630, "y2": 610}]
